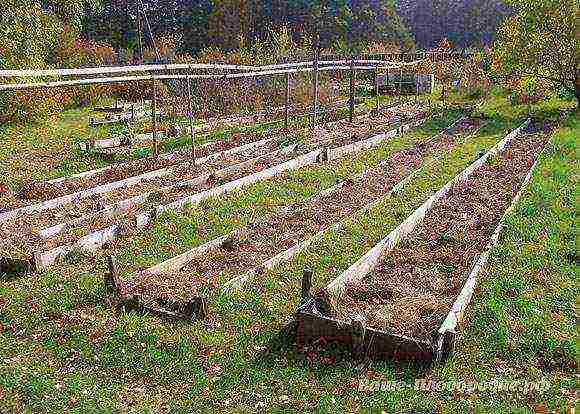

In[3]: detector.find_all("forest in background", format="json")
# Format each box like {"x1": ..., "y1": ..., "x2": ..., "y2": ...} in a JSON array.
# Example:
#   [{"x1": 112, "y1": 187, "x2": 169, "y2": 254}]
[
  {"x1": 82, "y1": 0, "x2": 415, "y2": 57},
  {"x1": 396, "y1": 0, "x2": 511, "y2": 49},
  {"x1": 1, "y1": 0, "x2": 577, "y2": 124},
  {"x1": 2, "y1": 0, "x2": 514, "y2": 72}
]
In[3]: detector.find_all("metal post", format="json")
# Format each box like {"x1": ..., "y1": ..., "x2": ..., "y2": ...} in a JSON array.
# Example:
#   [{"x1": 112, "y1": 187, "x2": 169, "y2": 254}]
[
  {"x1": 186, "y1": 75, "x2": 196, "y2": 164},
  {"x1": 349, "y1": 55, "x2": 355, "y2": 123},
  {"x1": 152, "y1": 77, "x2": 158, "y2": 157},
  {"x1": 285, "y1": 71, "x2": 290, "y2": 130}
]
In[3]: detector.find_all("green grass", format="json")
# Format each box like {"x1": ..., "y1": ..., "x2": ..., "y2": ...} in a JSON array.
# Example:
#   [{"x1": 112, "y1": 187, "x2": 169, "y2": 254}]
[
  {"x1": 0, "y1": 95, "x2": 576, "y2": 412},
  {"x1": 0, "y1": 103, "x2": 315, "y2": 189},
  {"x1": 116, "y1": 108, "x2": 463, "y2": 274},
  {"x1": 441, "y1": 113, "x2": 578, "y2": 411}
]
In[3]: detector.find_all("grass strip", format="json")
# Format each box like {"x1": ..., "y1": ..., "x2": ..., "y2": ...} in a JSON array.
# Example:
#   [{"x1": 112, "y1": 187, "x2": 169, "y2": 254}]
[{"x1": 115, "y1": 109, "x2": 463, "y2": 273}]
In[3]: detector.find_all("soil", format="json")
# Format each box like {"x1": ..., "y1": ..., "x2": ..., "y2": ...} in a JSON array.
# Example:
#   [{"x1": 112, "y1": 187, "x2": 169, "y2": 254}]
[
  {"x1": 1, "y1": 99, "x2": 379, "y2": 212},
  {"x1": 9, "y1": 131, "x2": 274, "y2": 205},
  {"x1": 325, "y1": 130, "x2": 550, "y2": 342},
  {"x1": 0, "y1": 145, "x2": 299, "y2": 253},
  {"x1": 129, "y1": 116, "x2": 482, "y2": 303},
  {"x1": 0, "y1": 103, "x2": 428, "y2": 259}
]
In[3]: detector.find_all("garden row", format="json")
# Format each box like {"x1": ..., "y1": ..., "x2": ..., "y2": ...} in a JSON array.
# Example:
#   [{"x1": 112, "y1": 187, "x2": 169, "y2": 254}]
[
  {"x1": 107, "y1": 114, "x2": 483, "y2": 320},
  {"x1": 298, "y1": 118, "x2": 552, "y2": 362},
  {"x1": 0, "y1": 102, "x2": 427, "y2": 275},
  {"x1": 102, "y1": 112, "x2": 553, "y2": 365}
]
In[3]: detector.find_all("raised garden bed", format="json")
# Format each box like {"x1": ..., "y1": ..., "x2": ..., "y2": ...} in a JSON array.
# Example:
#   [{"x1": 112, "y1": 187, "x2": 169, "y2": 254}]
[
  {"x1": 0, "y1": 104, "x2": 429, "y2": 274},
  {"x1": 5, "y1": 99, "x2": 379, "y2": 211},
  {"x1": 89, "y1": 108, "x2": 151, "y2": 127},
  {"x1": 0, "y1": 143, "x2": 294, "y2": 252},
  {"x1": 3, "y1": 101, "x2": 427, "y2": 226},
  {"x1": 87, "y1": 99, "x2": 355, "y2": 154},
  {"x1": 109, "y1": 115, "x2": 482, "y2": 319},
  {"x1": 10, "y1": 132, "x2": 279, "y2": 208},
  {"x1": 296, "y1": 119, "x2": 553, "y2": 362}
]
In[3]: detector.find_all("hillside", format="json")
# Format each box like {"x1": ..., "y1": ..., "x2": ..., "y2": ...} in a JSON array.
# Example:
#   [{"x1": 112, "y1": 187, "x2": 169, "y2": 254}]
[{"x1": 396, "y1": 0, "x2": 511, "y2": 49}]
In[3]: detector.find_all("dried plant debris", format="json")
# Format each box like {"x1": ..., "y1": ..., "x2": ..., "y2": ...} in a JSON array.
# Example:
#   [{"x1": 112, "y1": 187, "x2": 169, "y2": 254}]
[
  {"x1": 13, "y1": 131, "x2": 274, "y2": 205},
  {"x1": 130, "y1": 116, "x2": 481, "y2": 305},
  {"x1": 0, "y1": 103, "x2": 430, "y2": 260},
  {"x1": 331, "y1": 131, "x2": 550, "y2": 342},
  {"x1": 0, "y1": 144, "x2": 305, "y2": 258},
  {"x1": 0, "y1": 142, "x2": 283, "y2": 241},
  {"x1": 311, "y1": 103, "x2": 428, "y2": 148},
  {"x1": 11, "y1": 101, "x2": 357, "y2": 208}
]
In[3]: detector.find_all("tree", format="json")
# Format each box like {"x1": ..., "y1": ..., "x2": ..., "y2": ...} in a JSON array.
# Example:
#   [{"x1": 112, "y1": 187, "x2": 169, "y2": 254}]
[
  {"x1": 491, "y1": 0, "x2": 580, "y2": 108},
  {"x1": 417, "y1": 39, "x2": 460, "y2": 103}
]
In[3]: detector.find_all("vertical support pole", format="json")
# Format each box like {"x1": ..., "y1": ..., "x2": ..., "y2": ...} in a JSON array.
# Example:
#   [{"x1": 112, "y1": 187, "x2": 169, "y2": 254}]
[
  {"x1": 186, "y1": 75, "x2": 196, "y2": 165},
  {"x1": 311, "y1": 46, "x2": 320, "y2": 130},
  {"x1": 386, "y1": 67, "x2": 389, "y2": 97},
  {"x1": 130, "y1": 103, "x2": 135, "y2": 142},
  {"x1": 152, "y1": 77, "x2": 158, "y2": 158},
  {"x1": 137, "y1": 10, "x2": 144, "y2": 62},
  {"x1": 300, "y1": 267, "x2": 313, "y2": 306},
  {"x1": 285, "y1": 71, "x2": 290, "y2": 130},
  {"x1": 415, "y1": 72, "x2": 419, "y2": 103},
  {"x1": 399, "y1": 66, "x2": 403, "y2": 104},
  {"x1": 374, "y1": 66, "x2": 380, "y2": 112},
  {"x1": 349, "y1": 55, "x2": 355, "y2": 123},
  {"x1": 172, "y1": 95, "x2": 177, "y2": 119}
]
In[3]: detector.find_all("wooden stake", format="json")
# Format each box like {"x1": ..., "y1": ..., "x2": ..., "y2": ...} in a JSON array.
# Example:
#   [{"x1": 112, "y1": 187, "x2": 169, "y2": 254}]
[
  {"x1": 300, "y1": 267, "x2": 313, "y2": 306},
  {"x1": 349, "y1": 56, "x2": 355, "y2": 123},
  {"x1": 311, "y1": 46, "x2": 320, "y2": 130},
  {"x1": 374, "y1": 67, "x2": 380, "y2": 112},
  {"x1": 104, "y1": 254, "x2": 121, "y2": 294},
  {"x1": 152, "y1": 77, "x2": 159, "y2": 157},
  {"x1": 186, "y1": 75, "x2": 196, "y2": 164},
  {"x1": 285, "y1": 71, "x2": 290, "y2": 130}
]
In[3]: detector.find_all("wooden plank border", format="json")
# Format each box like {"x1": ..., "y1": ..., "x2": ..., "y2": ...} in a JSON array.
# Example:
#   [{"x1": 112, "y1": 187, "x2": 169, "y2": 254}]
[
  {"x1": 0, "y1": 136, "x2": 278, "y2": 224},
  {"x1": 38, "y1": 141, "x2": 289, "y2": 239},
  {"x1": 7, "y1": 105, "x2": 428, "y2": 273},
  {"x1": 44, "y1": 97, "x2": 366, "y2": 188},
  {"x1": 435, "y1": 129, "x2": 554, "y2": 362},
  {"x1": 115, "y1": 114, "x2": 470, "y2": 318},
  {"x1": 224, "y1": 116, "x2": 476, "y2": 292},
  {"x1": 31, "y1": 146, "x2": 317, "y2": 271},
  {"x1": 296, "y1": 119, "x2": 532, "y2": 362}
]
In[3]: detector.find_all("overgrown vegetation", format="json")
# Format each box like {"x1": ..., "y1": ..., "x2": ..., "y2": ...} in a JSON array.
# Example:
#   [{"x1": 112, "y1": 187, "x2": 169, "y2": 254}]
[
  {"x1": 0, "y1": 93, "x2": 576, "y2": 411},
  {"x1": 0, "y1": 1, "x2": 577, "y2": 412}
]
